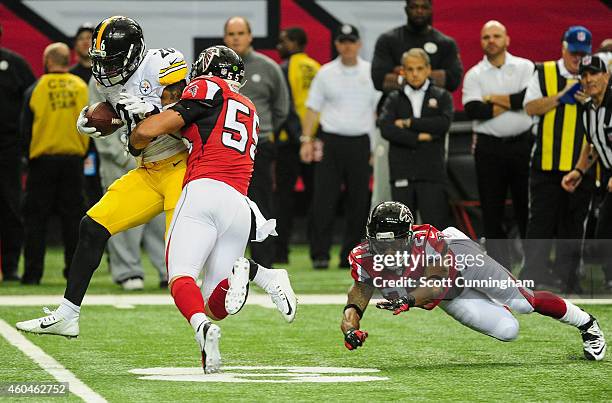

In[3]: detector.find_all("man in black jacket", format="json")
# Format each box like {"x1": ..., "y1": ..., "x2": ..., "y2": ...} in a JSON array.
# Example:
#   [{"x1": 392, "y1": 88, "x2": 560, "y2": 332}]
[
  {"x1": 379, "y1": 48, "x2": 453, "y2": 229},
  {"x1": 371, "y1": 0, "x2": 463, "y2": 94},
  {"x1": 0, "y1": 24, "x2": 36, "y2": 281}
]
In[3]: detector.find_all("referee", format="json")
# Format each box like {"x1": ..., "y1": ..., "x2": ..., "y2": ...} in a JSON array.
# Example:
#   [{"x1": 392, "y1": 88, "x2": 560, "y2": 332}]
[{"x1": 562, "y1": 55, "x2": 612, "y2": 290}]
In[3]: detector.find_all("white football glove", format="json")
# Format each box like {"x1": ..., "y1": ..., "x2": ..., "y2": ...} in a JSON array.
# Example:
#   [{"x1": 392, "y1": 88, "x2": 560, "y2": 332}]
[
  {"x1": 76, "y1": 106, "x2": 103, "y2": 138},
  {"x1": 118, "y1": 92, "x2": 155, "y2": 119}
]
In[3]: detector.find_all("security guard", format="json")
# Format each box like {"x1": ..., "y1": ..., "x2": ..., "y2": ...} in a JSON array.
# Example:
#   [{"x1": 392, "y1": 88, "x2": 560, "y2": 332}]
[
  {"x1": 521, "y1": 26, "x2": 594, "y2": 292},
  {"x1": 20, "y1": 43, "x2": 89, "y2": 284}
]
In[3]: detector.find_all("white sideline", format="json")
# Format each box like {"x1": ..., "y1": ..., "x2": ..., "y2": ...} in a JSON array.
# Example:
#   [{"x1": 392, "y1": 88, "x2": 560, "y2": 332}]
[
  {"x1": 0, "y1": 319, "x2": 107, "y2": 403},
  {"x1": 0, "y1": 294, "x2": 610, "y2": 307}
]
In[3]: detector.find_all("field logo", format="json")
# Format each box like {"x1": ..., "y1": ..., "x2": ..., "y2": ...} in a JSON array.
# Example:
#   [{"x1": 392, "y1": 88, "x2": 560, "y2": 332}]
[{"x1": 130, "y1": 366, "x2": 388, "y2": 383}]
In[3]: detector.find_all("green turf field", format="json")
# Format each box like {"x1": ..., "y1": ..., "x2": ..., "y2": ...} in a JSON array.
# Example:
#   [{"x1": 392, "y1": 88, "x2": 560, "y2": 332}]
[{"x1": 1, "y1": 246, "x2": 611, "y2": 402}]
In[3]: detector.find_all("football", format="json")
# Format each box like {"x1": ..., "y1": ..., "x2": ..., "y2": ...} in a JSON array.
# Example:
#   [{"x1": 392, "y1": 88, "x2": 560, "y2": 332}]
[{"x1": 85, "y1": 101, "x2": 124, "y2": 136}]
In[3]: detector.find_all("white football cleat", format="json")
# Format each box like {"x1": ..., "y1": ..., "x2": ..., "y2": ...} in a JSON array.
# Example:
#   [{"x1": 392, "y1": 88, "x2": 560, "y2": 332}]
[
  {"x1": 579, "y1": 315, "x2": 606, "y2": 361},
  {"x1": 16, "y1": 307, "x2": 79, "y2": 338},
  {"x1": 225, "y1": 257, "x2": 250, "y2": 315},
  {"x1": 195, "y1": 322, "x2": 221, "y2": 374},
  {"x1": 265, "y1": 269, "x2": 297, "y2": 323}
]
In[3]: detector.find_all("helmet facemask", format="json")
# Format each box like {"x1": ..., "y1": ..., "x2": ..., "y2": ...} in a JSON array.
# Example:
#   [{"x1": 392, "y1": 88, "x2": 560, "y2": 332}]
[{"x1": 90, "y1": 39, "x2": 145, "y2": 87}]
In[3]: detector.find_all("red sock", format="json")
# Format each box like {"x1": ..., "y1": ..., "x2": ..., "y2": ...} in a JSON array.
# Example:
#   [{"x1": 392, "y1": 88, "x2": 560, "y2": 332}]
[
  {"x1": 170, "y1": 276, "x2": 205, "y2": 322},
  {"x1": 533, "y1": 291, "x2": 567, "y2": 319},
  {"x1": 207, "y1": 279, "x2": 230, "y2": 320}
]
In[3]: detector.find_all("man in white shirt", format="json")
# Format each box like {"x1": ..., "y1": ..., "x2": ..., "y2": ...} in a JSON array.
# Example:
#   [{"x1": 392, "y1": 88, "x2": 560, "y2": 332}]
[
  {"x1": 300, "y1": 24, "x2": 380, "y2": 269},
  {"x1": 462, "y1": 20, "x2": 533, "y2": 269}
]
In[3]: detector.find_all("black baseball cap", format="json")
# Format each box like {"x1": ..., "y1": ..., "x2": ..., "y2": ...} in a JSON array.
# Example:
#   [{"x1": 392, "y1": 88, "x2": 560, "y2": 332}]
[
  {"x1": 75, "y1": 22, "x2": 94, "y2": 37},
  {"x1": 580, "y1": 55, "x2": 607, "y2": 75},
  {"x1": 336, "y1": 24, "x2": 360, "y2": 42}
]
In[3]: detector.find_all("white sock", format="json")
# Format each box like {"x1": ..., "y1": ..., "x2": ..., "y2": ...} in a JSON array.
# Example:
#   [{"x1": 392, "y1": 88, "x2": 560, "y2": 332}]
[
  {"x1": 559, "y1": 300, "x2": 590, "y2": 327},
  {"x1": 56, "y1": 298, "x2": 80, "y2": 320},
  {"x1": 190, "y1": 312, "x2": 210, "y2": 333},
  {"x1": 252, "y1": 264, "x2": 276, "y2": 291}
]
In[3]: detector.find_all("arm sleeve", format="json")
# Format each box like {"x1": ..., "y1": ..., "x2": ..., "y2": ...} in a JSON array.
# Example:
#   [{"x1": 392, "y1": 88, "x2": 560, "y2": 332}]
[
  {"x1": 371, "y1": 34, "x2": 397, "y2": 92},
  {"x1": 270, "y1": 63, "x2": 290, "y2": 132},
  {"x1": 464, "y1": 101, "x2": 494, "y2": 120},
  {"x1": 170, "y1": 99, "x2": 212, "y2": 126},
  {"x1": 438, "y1": 39, "x2": 463, "y2": 92},
  {"x1": 509, "y1": 88, "x2": 527, "y2": 110},
  {"x1": 378, "y1": 93, "x2": 419, "y2": 147},
  {"x1": 19, "y1": 83, "x2": 35, "y2": 158},
  {"x1": 410, "y1": 91, "x2": 453, "y2": 137}
]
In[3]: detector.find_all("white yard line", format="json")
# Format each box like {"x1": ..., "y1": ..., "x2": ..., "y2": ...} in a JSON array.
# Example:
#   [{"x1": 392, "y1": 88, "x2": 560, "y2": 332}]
[
  {"x1": 0, "y1": 294, "x2": 609, "y2": 307},
  {"x1": 0, "y1": 319, "x2": 107, "y2": 403}
]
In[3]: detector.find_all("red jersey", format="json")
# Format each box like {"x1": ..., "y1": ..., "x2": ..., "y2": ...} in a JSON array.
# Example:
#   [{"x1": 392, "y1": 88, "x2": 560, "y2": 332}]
[
  {"x1": 348, "y1": 224, "x2": 459, "y2": 310},
  {"x1": 175, "y1": 76, "x2": 259, "y2": 195}
]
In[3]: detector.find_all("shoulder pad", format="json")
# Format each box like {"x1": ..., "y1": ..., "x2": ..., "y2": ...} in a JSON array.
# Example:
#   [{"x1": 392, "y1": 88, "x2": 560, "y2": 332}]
[
  {"x1": 182, "y1": 77, "x2": 224, "y2": 102},
  {"x1": 154, "y1": 48, "x2": 188, "y2": 86}
]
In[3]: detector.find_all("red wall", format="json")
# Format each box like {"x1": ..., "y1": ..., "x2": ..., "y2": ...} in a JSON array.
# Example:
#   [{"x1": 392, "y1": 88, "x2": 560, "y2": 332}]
[{"x1": 2, "y1": 0, "x2": 611, "y2": 109}]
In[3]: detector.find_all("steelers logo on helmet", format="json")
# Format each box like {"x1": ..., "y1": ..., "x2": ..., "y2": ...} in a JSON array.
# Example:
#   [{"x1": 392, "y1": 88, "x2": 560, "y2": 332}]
[
  {"x1": 190, "y1": 45, "x2": 245, "y2": 84},
  {"x1": 367, "y1": 201, "x2": 414, "y2": 256},
  {"x1": 89, "y1": 16, "x2": 146, "y2": 87}
]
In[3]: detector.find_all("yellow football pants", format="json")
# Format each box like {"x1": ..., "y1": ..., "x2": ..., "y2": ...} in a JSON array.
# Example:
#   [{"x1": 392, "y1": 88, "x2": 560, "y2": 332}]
[{"x1": 88, "y1": 151, "x2": 187, "y2": 236}]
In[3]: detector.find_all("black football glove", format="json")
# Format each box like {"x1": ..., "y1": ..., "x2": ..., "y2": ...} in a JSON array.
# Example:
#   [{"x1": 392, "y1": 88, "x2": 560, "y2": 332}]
[
  {"x1": 344, "y1": 328, "x2": 368, "y2": 350},
  {"x1": 376, "y1": 295, "x2": 415, "y2": 315}
]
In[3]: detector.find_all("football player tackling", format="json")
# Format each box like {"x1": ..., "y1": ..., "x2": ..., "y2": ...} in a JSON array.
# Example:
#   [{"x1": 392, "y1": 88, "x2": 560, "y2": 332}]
[
  {"x1": 341, "y1": 201, "x2": 606, "y2": 361},
  {"x1": 129, "y1": 46, "x2": 297, "y2": 373}
]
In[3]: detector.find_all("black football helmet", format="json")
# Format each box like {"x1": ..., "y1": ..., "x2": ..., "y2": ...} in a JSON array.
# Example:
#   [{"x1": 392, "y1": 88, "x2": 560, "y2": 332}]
[
  {"x1": 89, "y1": 16, "x2": 145, "y2": 87},
  {"x1": 366, "y1": 201, "x2": 414, "y2": 254},
  {"x1": 190, "y1": 45, "x2": 245, "y2": 83}
]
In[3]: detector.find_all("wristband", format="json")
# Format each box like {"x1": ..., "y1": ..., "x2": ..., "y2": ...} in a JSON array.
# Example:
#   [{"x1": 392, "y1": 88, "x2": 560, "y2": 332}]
[
  {"x1": 573, "y1": 167, "x2": 584, "y2": 177},
  {"x1": 343, "y1": 304, "x2": 363, "y2": 319}
]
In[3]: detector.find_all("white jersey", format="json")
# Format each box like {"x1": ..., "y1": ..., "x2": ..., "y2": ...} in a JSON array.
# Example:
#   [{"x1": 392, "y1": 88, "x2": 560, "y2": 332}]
[{"x1": 96, "y1": 48, "x2": 188, "y2": 163}]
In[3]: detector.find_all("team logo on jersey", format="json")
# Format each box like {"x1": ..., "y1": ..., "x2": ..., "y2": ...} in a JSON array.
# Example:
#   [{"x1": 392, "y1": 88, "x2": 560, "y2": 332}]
[
  {"x1": 139, "y1": 79, "x2": 152, "y2": 95},
  {"x1": 424, "y1": 42, "x2": 438, "y2": 54},
  {"x1": 428, "y1": 98, "x2": 438, "y2": 108},
  {"x1": 188, "y1": 84, "x2": 199, "y2": 98},
  {"x1": 0, "y1": 60, "x2": 8, "y2": 71}
]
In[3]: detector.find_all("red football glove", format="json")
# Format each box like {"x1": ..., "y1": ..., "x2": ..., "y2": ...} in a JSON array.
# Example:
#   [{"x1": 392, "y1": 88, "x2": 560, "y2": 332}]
[
  {"x1": 376, "y1": 296, "x2": 414, "y2": 315},
  {"x1": 344, "y1": 329, "x2": 368, "y2": 350}
]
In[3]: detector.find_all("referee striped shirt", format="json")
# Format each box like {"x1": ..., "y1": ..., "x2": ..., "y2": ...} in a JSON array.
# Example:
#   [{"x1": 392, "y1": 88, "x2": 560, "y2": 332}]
[{"x1": 582, "y1": 81, "x2": 612, "y2": 169}]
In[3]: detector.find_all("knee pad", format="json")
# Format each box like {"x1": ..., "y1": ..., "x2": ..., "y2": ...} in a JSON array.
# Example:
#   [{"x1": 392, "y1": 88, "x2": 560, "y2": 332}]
[{"x1": 492, "y1": 316, "x2": 520, "y2": 342}]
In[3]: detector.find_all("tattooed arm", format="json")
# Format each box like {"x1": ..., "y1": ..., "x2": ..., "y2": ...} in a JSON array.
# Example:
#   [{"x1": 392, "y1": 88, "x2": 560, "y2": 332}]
[
  {"x1": 160, "y1": 79, "x2": 186, "y2": 107},
  {"x1": 341, "y1": 281, "x2": 374, "y2": 334}
]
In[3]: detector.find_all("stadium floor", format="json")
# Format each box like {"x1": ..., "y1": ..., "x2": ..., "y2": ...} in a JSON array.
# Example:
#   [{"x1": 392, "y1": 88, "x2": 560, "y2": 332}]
[{"x1": 1, "y1": 246, "x2": 611, "y2": 401}]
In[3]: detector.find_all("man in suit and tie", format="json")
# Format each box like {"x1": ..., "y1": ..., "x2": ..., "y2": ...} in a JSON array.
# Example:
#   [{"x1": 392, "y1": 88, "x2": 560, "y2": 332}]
[{"x1": 379, "y1": 48, "x2": 453, "y2": 229}]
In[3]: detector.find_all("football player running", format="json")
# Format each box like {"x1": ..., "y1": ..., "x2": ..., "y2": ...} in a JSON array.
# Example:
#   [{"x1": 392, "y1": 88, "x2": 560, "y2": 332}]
[
  {"x1": 16, "y1": 16, "x2": 189, "y2": 336},
  {"x1": 129, "y1": 46, "x2": 297, "y2": 373},
  {"x1": 341, "y1": 201, "x2": 606, "y2": 361}
]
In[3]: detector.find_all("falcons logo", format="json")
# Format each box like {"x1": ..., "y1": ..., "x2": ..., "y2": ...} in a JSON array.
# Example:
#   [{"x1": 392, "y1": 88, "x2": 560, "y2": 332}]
[{"x1": 203, "y1": 47, "x2": 221, "y2": 72}]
